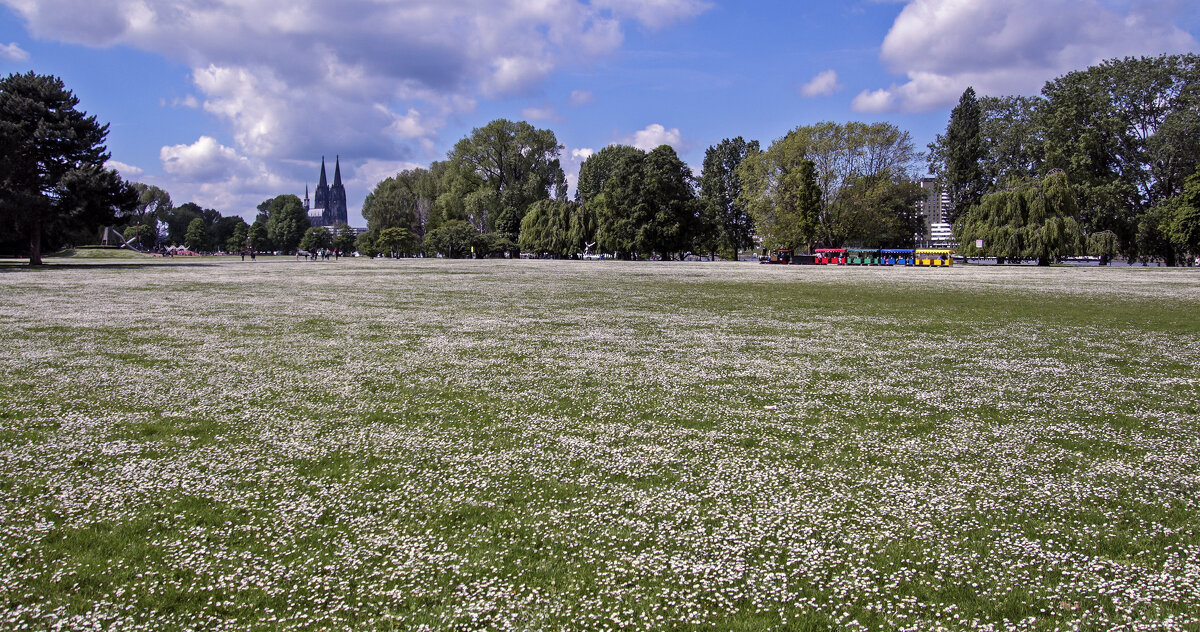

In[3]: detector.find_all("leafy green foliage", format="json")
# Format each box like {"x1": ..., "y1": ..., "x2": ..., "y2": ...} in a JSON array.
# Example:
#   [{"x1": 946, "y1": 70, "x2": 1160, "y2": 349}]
[
  {"x1": 122, "y1": 223, "x2": 154, "y2": 250},
  {"x1": 445, "y1": 119, "x2": 567, "y2": 249},
  {"x1": 362, "y1": 168, "x2": 439, "y2": 246},
  {"x1": 1087, "y1": 231, "x2": 1119, "y2": 265},
  {"x1": 698, "y1": 137, "x2": 760, "y2": 257},
  {"x1": 941, "y1": 87, "x2": 987, "y2": 220},
  {"x1": 248, "y1": 220, "x2": 271, "y2": 252},
  {"x1": 519, "y1": 199, "x2": 576, "y2": 257},
  {"x1": 161, "y1": 203, "x2": 197, "y2": 245},
  {"x1": 955, "y1": 171, "x2": 1084, "y2": 265},
  {"x1": 354, "y1": 231, "x2": 379, "y2": 258},
  {"x1": 423, "y1": 220, "x2": 477, "y2": 258},
  {"x1": 1040, "y1": 54, "x2": 1199, "y2": 253},
  {"x1": 375, "y1": 226, "x2": 413, "y2": 257},
  {"x1": 739, "y1": 121, "x2": 918, "y2": 251},
  {"x1": 595, "y1": 145, "x2": 697, "y2": 259},
  {"x1": 183, "y1": 217, "x2": 210, "y2": 252},
  {"x1": 832, "y1": 178, "x2": 923, "y2": 249},
  {"x1": 333, "y1": 224, "x2": 356, "y2": 254},
  {"x1": 739, "y1": 151, "x2": 821, "y2": 251},
  {"x1": 209, "y1": 216, "x2": 246, "y2": 252},
  {"x1": 299, "y1": 226, "x2": 332, "y2": 253},
  {"x1": 224, "y1": 222, "x2": 248, "y2": 253},
  {"x1": 262, "y1": 195, "x2": 308, "y2": 253},
  {"x1": 0, "y1": 71, "x2": 137, "y2": 264},
  {"x1": 125, "y1": 183, "x2": 171, "y2": 247}
]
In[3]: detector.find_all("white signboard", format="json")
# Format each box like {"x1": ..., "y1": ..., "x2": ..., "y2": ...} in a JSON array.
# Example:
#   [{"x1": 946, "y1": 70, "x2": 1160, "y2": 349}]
[{"x1": 975, "y1": 239, "x2": 984, "y2": 248}]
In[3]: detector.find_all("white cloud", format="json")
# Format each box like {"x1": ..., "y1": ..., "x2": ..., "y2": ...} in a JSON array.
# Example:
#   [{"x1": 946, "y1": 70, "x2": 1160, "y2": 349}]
[
  {"x1": 569, "y1": 89, "x2": 594, "y2": 106},
  {"x1": 1, "y1": 0, "x2": 709, "y2": 169},
  {"x1": 857, "y1": 0, "x2": 1199, "y2": 112},
  {"x1": 522, "y1": 105, "x2": 564, "y2": 122},
  {"x1": 160, "y1": 136, "x2": 248, "y2": 181},
  {"x1": 624, "y1": 123, "x2": 684, "y2": 152},
  {"x1": 105, "y1": 160, "x2": 143, "y2": 179},
  {"x1": 591, "y1": 0, "x2": 714, "y2": 29},
  {"x1": 800, "y1": 69, "x2": 843, "y2": 98},
  {"x1": 162, "y1": 94, "x2": 199, "y2": 109},
  {"x1": 571, "y1": 148, "x2": 595, "y2": 160},
  {"x1": 347, "y1": 159, "x2": 426, "y2": 195},
  {"x1": 850, "y1": 88, "x2": 895, "y2": 113},
  {"x1": 1, "y1": 41, "x2": 29, "y2": 61}
]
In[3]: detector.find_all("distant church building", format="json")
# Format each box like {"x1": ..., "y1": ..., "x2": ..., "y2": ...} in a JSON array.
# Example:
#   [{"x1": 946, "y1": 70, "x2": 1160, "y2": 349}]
[{"x1": 305, "y1": 156, "x2": 348, "y2": 227}]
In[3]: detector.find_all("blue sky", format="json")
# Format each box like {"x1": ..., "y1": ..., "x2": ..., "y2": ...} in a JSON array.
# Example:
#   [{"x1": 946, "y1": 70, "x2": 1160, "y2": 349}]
[{"x1": 2, "y1": 0, "x2": 1197, "y2": 227}]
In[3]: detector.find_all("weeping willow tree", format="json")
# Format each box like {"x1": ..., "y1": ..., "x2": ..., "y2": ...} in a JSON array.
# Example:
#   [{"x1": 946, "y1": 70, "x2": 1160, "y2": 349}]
[
  {"x1": 518, "y1": 199, "x2": 575, "y2": 257},
  {"x1": 955, "y1": 170, "x2": 1084, "y2": 265},
  {"x1": 1087, "y1": 231, "x2": 1119, "y2": 265}
]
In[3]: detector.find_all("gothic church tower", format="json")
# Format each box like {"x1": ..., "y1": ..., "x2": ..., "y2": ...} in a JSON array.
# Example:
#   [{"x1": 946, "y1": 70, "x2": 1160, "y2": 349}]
[{"x1": 307, "y1": 156, "x2": 349, "y2": 227}]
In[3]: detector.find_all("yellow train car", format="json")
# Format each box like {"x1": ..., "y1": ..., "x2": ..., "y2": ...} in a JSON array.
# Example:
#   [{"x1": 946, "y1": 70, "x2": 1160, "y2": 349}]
[{"x1": 914, "y1": 249, "x2": 954, "y2": 266}]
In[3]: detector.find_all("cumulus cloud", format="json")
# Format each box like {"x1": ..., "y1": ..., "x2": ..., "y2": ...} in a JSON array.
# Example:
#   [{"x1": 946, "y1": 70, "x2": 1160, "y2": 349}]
[
  {"x1": 522, "y1": 105, "x2": 564, "y2": 122},
  {"x1": 1, "y1": 42, "x2": 29, "y2": 61},
  {"x1": 0, "y1": 0, "x2": 710, "y2": 218},
  {"x1": 624, "y1": 123, "x2": 684, "y2": 152},
  {"x1": 166, "y1": 94, "x2": 200, "y2": 109},
  {"x1": 569, "y1": 89, "x2": 594, "y2": 106},
  {"x1": 571, "y1": 148, "x2": 595, "y2": 160},
  {"x1": 0, "y1": 0, "x2": 707, "y2": 157},
  {"x1": 800, "y1": 69, "x2": 843, "y2": 98},
  {"x1": 160, "y1": 136, "x2": 248, "y2": 181},
  {"x1": 854, "y1": 0, "x2": 1199, "y2": 113},
  {"x1": 591, "y1": 0, "x2": 713, "y2": 29},
  {"x1": 105, "y1": 160, "x2": 144, "y2": 179},
  {"x1": 347, "y1": 159, "x2": 426, "y2": 195}
]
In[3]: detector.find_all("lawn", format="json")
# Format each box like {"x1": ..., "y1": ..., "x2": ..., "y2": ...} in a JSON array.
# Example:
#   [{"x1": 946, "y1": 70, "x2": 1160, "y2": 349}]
[{"x1": 0, "y1": 259, "x2": 1197, "y2": 631}]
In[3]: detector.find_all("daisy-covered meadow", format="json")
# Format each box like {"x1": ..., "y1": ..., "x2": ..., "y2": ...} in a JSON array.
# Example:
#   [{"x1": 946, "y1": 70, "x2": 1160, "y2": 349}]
[{"x1": 1, "y1": 259, "x2": 1197, "y2": 631}]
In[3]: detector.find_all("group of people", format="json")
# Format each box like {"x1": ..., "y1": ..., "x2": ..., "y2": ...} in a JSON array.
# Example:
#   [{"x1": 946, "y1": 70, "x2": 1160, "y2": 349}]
[{"x1": 296, "y1": 249, "x2": 341, "y2": 261}]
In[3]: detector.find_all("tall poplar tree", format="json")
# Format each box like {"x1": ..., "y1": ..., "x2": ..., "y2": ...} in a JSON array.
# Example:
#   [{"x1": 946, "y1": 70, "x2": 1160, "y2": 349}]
[
  {"x1": 942, "y1": 87, "x2": 987, "y2": 222},
  {"x1": 699, "y1": 137, "x2": 760, "y2": 257}
]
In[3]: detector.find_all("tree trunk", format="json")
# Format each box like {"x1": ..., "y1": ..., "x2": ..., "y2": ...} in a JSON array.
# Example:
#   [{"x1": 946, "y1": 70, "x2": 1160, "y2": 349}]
[
  {"x1": 1038, "y1": 256, "x2": 1050, "y2": 266},
  {"x1": 28, "y1": 216, "x2": 43, "y2": 266}
]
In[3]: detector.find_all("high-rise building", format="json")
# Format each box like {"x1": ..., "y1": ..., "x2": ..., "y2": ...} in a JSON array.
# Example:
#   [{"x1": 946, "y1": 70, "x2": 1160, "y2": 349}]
[
  {"x1": 304, "y1": 156, "x2": 348, "y2": 227},
  {"x1": 917, "y1": 177, "x2": 954, "y2": 246}
]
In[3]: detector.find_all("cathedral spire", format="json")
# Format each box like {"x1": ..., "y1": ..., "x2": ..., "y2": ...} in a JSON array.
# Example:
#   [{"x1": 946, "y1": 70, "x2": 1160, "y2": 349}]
[
  {"x1": 333, "y1": 155, "x2": 342, "y2": 187},
  {"x1": 318, "y1": 156, "x2": 328, "y2": 188}
]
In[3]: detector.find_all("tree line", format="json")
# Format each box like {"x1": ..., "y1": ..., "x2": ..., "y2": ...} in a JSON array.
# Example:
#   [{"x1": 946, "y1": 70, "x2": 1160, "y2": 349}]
[
  {"x1": 358, "y1": 54, "x2": 1198, "y2": 265},
  {"x1": 934, "y1": 54, "x2": 1200, "y2": 265},
  {"x1": 357, "y1": 118, "x2": 925, "y2": 260},
  {"x1": 5, "y1": 54, "x2": 1198, "y2": 266}
]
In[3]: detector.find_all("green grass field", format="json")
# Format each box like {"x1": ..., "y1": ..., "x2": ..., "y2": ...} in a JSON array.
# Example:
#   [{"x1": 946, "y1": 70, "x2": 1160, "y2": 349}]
[
  {"x1": 1, "y1": 260, "x2": 1197, "y2": 631},
  {"x1": 47, "y1": 247, "x2": 158, "y2": 260}
]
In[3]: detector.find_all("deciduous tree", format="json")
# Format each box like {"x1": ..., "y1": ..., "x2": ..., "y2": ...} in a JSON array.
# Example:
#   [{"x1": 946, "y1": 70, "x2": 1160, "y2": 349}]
[
  {"x1": 956, "y1": 171, "x2": 1084, "y2": 265},
  {"x1": 519, "y1": 199, "x2": 575, "y2": 257},
  {"x1": 299, "y1": 226, "x2": 332, "y2": 253},
  {"x1": 445, "y1": 119, "x2": 567, "y2": 251},
  {"x1": 699, "y1": 137, "x2": 760, "y2": 257},
  {"x1": 263, "y1": 194, "x2": 308, "y2": 253},
  {"x1": 184, "y1": 217, "x2": 210, "y2": 252},
  {"x1": 424, "y1": 220, "x2": 477, "y2": 258}
]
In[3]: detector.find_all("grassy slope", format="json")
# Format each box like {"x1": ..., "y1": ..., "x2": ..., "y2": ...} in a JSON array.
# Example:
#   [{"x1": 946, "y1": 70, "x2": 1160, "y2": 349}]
[
  {"x1": 49, "y1": 247, "x2": 156, "y2": 259},
  {"x1": 0, "y1": 261, "x2": 1197, "y2": 631}
]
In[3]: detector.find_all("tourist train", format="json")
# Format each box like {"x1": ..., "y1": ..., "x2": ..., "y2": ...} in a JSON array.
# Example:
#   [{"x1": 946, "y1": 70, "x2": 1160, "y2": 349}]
[{"x1": 760, "y1": 248, "x2": 955, "y2": 266}]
